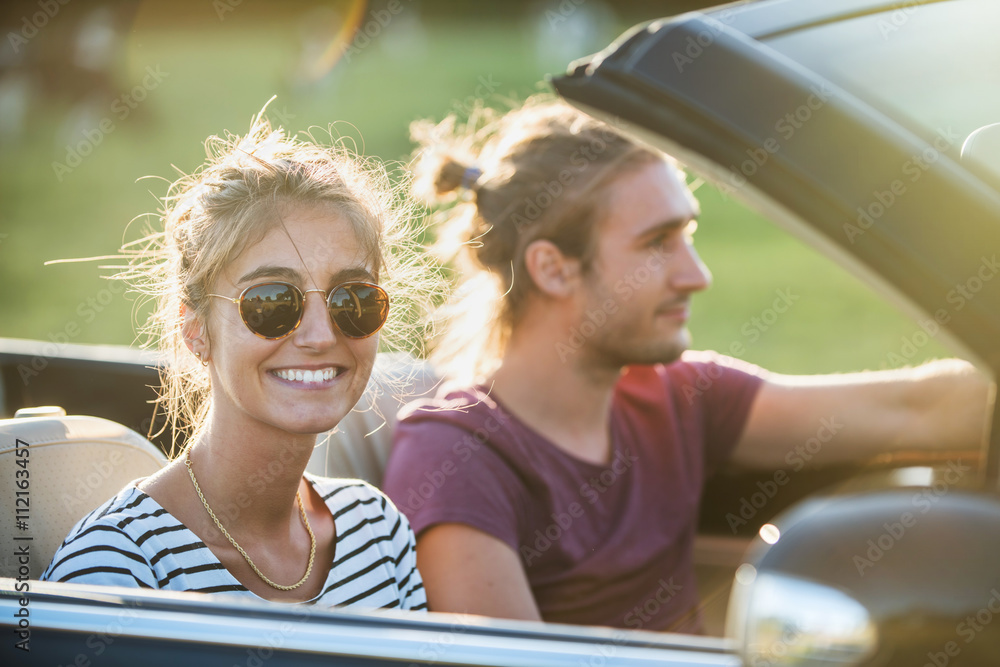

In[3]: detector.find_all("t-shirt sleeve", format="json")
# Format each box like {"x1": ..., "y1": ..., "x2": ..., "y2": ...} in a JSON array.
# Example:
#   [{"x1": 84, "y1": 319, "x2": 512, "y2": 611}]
[
  {"x1": 41, "y1": 518, "x2": 156, "y2": 588},
  {"x1": 384, "y1": 413, "x2": 528, "y2": 553},
  {"x1": 673, "y1": 351, "x2": 768, "y2": 477}
]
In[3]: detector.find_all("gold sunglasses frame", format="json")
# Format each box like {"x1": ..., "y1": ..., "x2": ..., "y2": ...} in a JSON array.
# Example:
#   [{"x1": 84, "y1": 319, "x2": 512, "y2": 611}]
[{"x1": 208, "y1": 281, "x2": 389, "y2": 340}]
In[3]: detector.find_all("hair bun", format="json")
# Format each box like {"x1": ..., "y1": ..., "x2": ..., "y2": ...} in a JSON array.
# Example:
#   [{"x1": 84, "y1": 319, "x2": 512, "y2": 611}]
[
  {"x1": 434, "y1": 157, "x2": 478, "y2": 195},
  {"x1": 409, "y1": 116, "x2": 487, "y2": 205}
]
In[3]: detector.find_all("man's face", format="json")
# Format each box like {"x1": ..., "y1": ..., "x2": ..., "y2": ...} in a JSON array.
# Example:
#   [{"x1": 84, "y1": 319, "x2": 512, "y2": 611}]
[{"x1": 572, "y1": 159, "x2": 711, "y2": 370}]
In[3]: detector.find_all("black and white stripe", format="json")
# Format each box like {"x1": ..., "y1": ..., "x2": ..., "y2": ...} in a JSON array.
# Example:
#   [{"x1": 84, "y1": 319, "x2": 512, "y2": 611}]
[{"x1": 42, "y1": 476, "x2": 427, "y2": 611}]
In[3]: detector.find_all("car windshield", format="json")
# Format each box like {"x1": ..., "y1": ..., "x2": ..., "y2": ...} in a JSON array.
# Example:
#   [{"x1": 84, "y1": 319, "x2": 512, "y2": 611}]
[{"x1": 762, "y1": 0, "x2": 1000, "y2": 148}]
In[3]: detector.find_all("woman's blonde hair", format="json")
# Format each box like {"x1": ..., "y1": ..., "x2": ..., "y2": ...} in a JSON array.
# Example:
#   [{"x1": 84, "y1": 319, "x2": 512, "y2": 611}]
[
  {"x1": 119, "y1": 106, "x2": 434, "y2": 455},
  {"x1": 411, "y1": 95, "x2": 666, "y2": 382}
]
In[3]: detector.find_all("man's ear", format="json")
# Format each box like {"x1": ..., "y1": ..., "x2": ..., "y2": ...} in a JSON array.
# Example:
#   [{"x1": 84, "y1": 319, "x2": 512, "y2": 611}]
[
  {"x1": 523, "y1": 239, "x2": 581, "y2": 299},
  {"x1": 181, "y1": 303, "x2": 210, "y2": 362}
]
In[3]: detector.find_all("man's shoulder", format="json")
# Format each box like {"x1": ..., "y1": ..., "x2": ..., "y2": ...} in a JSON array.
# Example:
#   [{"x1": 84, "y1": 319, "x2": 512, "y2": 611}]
[
  {"x1": 620, "y1": 352, "x2": 767, "y2": 387},
  {"x1": 397, "y1": 381, "x2": 504, "y2": 424},
  {"x1": 615, "y1": 352, "x2": 767, "y2": 411},
  {"x1": 388, "y1": 382, "x2": 524, "y2": 484}
]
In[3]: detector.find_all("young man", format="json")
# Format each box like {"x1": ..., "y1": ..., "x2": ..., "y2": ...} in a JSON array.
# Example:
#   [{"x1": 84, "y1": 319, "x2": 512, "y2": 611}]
[{"x1": 383, "y1": 99, "x2": 989, "y2": 633}]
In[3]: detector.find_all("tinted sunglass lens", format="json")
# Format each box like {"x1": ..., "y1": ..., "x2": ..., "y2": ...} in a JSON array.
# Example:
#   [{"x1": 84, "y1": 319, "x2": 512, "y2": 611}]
[
  {"x1": 329, "y1": 284, "x2": 389, "y2": 338},
  {"x1": 240, "y1": 284, "x2": 302, "y2": 338}
]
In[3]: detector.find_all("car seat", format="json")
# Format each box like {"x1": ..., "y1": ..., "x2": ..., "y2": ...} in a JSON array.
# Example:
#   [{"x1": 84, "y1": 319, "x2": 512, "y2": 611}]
[{"x1": 0, "y1": 407, "x2": 168, "y2": 579}]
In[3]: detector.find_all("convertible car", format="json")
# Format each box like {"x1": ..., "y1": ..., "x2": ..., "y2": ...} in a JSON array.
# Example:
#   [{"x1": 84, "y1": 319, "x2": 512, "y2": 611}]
[{"x1": 3, "y1": 0, "x2": 1000, "y2": 664}]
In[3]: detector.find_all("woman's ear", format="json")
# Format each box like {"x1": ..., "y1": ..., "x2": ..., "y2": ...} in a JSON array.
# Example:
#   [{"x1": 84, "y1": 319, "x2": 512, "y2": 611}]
[
  {"x1": 181, "y1": 303, "x2": 210, "y2": 363},
  {"x1": 523, "y1": 239, "x2": 581, "y2": 299}
]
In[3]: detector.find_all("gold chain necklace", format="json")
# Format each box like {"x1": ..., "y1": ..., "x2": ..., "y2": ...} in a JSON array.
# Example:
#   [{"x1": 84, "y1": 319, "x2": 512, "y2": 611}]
[{"x1": 184, "y1": 450, "x2": 316, "y2": 591}]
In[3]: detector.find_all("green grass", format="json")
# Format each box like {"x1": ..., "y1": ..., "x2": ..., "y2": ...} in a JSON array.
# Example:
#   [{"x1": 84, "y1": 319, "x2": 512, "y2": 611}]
[
  {"x1": 689, "y1": 186, "x2": 953, "y2": 374},
  {"x1": 0, "y1": 11, "x2": 956, "y2": 373}
]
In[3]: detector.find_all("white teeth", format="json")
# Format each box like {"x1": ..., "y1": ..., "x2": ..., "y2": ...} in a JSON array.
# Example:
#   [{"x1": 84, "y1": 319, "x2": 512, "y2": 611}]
[{"x1": 274, "y1": 368, "x2": 339, "y2": 383}]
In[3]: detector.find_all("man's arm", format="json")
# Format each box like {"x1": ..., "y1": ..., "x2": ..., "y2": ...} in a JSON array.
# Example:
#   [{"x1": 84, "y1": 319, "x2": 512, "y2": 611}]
[
  {"x1": 731, "y1": 359, "x2": 991, "y2": 470},
  {"x1": 416, "y1": 523, "x2": 542, "y2": 621}
]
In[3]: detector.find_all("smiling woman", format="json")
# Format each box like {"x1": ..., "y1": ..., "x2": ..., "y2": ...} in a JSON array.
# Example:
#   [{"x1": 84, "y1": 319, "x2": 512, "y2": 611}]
[{"x1": 39, "y1": 106, "x2": 434, "y2": 609}]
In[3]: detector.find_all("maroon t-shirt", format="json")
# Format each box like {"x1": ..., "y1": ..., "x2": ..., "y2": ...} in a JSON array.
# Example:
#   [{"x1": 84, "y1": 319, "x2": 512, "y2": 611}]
[{"x1": 383, "y1": 351, "x2": 766, "y2": 633}]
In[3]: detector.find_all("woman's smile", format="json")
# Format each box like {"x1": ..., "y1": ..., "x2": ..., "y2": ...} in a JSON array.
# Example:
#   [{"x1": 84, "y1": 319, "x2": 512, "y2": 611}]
[{"x1": 269, "y1": 364, "x2": 349, "y2": 386}]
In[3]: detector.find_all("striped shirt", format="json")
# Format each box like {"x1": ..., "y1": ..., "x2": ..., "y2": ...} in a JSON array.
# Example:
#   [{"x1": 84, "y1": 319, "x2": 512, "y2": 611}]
[{"x1": 42, "y1": 475, "x2": 427, "y2": 611}]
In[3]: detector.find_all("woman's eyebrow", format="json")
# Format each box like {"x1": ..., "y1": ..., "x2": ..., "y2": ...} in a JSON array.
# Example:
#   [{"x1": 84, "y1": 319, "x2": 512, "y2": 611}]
[
  {"x1": 328, "y1": 267, "x2": 377, "y2": 286},
  {"x1": 237, "y1": 265, "x2": 376, "y2": 287},
  {"x1": 237, "y1": 265, "x2": 304, "y2": 285}
]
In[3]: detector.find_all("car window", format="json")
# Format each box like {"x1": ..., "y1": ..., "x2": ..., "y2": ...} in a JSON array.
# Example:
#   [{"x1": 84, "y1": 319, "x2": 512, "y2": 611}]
[
  {"x1": 688, "y1": 180, "x2": 958, "y2": 375},
  {"x1": 763, "y1": 0, "x2": 1000, "y2": 147}
]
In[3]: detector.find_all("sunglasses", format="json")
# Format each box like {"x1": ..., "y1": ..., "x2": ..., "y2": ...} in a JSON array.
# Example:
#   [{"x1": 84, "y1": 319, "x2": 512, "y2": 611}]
[{"x1": 208, "y1": 281, "x2": 389, "y2": 340}]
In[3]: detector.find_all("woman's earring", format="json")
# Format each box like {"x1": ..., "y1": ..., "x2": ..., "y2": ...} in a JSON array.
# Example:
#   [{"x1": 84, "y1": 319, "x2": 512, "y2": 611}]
[{"x1": 194, "y1": 351, "x2": 208, "y2": 367}]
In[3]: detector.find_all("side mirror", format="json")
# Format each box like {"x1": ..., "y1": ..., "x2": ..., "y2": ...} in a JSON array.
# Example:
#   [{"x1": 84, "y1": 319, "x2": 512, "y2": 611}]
[{"x1": 726, "y1": 475, "x2": 1000, "y2": 665}]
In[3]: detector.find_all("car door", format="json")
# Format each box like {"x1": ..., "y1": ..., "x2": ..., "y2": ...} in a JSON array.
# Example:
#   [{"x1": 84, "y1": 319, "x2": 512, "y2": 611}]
[{"x1": 552, "y1": 0, "x2": 1000, "y2": 662}]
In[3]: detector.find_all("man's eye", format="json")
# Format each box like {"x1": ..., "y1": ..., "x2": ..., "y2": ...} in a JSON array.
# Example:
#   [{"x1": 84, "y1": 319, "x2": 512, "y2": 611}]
[
  {"x1": 649, "y1": 233, "x2": 678, "y2": 250},
  {"x1": 646, "y1": 222, "x2": 697, "y2": 250}
]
